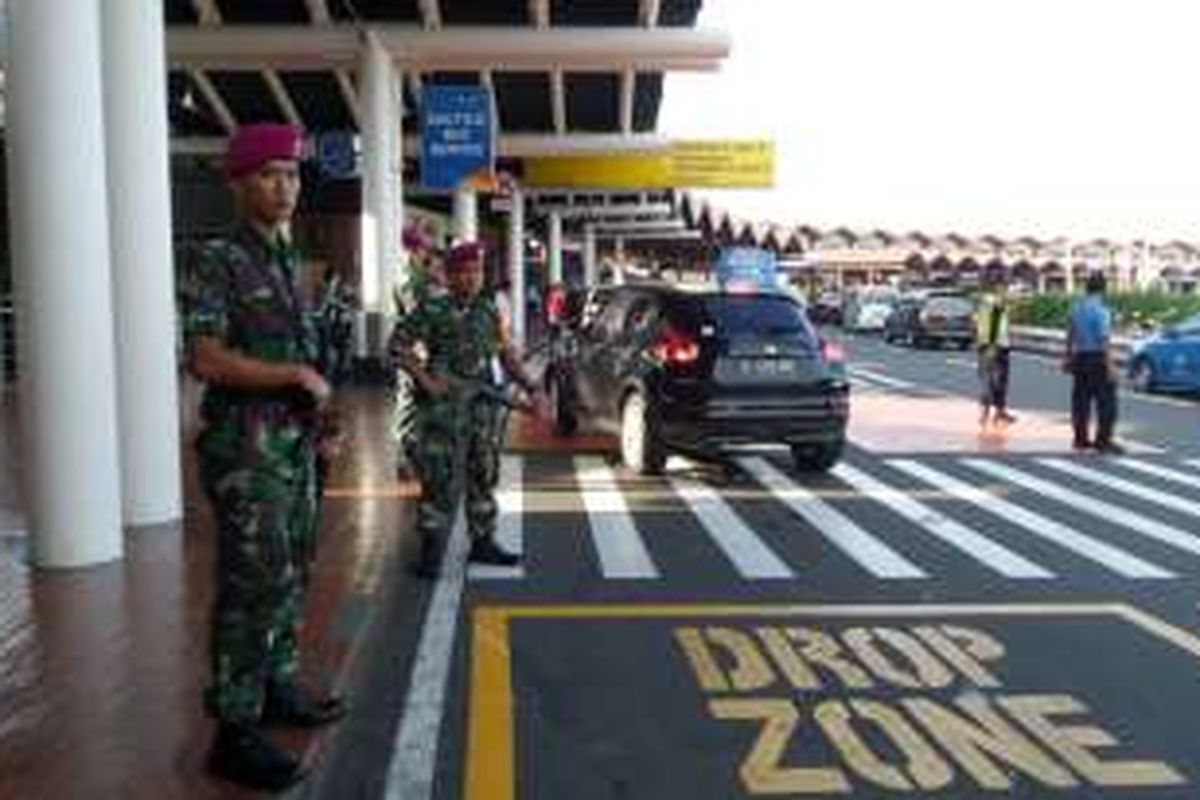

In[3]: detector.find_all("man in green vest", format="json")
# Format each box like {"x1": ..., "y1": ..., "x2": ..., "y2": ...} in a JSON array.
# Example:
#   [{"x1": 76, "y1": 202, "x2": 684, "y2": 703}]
[{"x1": 976, "y1": 268, "x2": 1017, "y2": 429}]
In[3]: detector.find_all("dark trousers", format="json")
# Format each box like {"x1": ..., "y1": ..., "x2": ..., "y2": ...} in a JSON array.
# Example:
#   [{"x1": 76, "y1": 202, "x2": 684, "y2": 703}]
[
  {"x1": 978, "y1": 347, "x2": 1011, "y2": 409},
  {"x1": 1071, "y1": 352, "x2": 1117, "y2": 446}
]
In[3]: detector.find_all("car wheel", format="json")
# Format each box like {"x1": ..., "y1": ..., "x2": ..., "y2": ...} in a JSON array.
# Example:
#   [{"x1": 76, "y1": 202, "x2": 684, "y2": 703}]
[
  {"x1": 1131, "y1": 359, "x2": 1157, "y2": 394},
  {"x1": 791, "y1": 440, "x2": 844, "y2": 474},
  {"x1": 547, "y1": 371, "x2": 577, "y2": 437},
  {"x1": 620, "y1": 390, "x2": 666, "y2": 475}
]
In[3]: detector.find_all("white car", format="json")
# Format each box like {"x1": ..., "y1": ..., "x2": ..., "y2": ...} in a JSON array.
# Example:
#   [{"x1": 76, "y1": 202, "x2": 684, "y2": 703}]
[{"x1": 844, "y1": 288, "x2": 898, "y2": 332}]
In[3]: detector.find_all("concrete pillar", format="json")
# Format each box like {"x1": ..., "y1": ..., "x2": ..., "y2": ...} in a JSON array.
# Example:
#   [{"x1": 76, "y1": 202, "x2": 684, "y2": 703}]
[
  {"x1": 547, "y1": 211, "x2": 564, "y2": 285},
  {"x1": 453, "y1": 185, "x2": 478, "y2": 242},
  {"x1": 583, "y1": 225, "x2": 598, "y2": 286},
  {"x1": 508, "y1": 186, "x2": 526, "y2": 350},
  {"x1": 8, "y1": 0, "x2": 123, "y2": 566},
  {"x1": 101, "y1": 0, "x2": 182, "y2": 527},
  {"x1": 358, "y1": 31, "x2": 402, "y2": 362}
]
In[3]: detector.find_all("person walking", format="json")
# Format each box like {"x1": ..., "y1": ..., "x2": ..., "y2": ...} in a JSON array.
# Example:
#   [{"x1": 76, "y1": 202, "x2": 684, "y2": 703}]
[
  {"x1": 181, "y1": 124, "x2": 344, "y2": 792},
  {"x1": 975, "y1": 269, "x2": 1016, "y2": 428},
  {"x1": 1066, "y1": 272, "x2": 1123, "y2": 453},
  {"x1": 389, "y1": 241, "x2": 546, "y2": 579}
]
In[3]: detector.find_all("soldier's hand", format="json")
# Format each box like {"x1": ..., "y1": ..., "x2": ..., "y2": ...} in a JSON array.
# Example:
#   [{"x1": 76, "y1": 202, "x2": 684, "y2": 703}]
[{"x1": 295, "y1": 365, "x2": 332, "y2": 407}]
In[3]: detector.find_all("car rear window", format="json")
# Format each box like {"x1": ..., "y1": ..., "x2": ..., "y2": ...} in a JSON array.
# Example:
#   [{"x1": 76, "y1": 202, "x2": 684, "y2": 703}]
[
  {"x1": 695, "y1": 294, "x2": 818, "y2": 347},
  {"x1": 925, "y1": 296, "x2": 973, "y2": 316}
]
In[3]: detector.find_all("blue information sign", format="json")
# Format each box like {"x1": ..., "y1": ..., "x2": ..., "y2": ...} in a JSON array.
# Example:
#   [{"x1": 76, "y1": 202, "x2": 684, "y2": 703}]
[
  {"x1": 315, "y1": 131, "x2": 357, "y2": 179},
  {"x1": 421, "y1": 85, "x2": 494, "y2": 190},
  {"x1": 715, "y1": 247, "x2": 778, "y2": 290}
]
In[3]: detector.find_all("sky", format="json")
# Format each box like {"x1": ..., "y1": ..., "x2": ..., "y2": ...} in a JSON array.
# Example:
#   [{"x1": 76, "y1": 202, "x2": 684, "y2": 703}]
[{"x1": 658, "y1": 0, "x2": 1200, "y2": 243}]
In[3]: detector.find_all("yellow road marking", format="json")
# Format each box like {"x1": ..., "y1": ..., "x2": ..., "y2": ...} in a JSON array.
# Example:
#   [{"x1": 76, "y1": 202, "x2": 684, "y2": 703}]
[
  {"x1": 467, "y1": 608, "x2": 515, "y2": 800},
  {"x1": 464, "y1": 602, "x2": 1200, "y2": 798}
]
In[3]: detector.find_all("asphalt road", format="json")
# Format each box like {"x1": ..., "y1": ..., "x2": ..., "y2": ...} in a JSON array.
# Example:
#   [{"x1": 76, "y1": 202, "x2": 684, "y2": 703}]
[{"x1": 312, "y1": 337, "x2": 1200, "y2": 800}]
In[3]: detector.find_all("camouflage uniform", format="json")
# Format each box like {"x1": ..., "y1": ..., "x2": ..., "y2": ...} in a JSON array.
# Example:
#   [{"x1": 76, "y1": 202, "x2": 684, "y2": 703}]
[
  {"x1": 390, "y1": 268, "x2": 448, "y2": 448},
  {"x1": 388, "y1": 291, "x2": 506, "y2": 557},
  {"x1": 180, "y1": 224, "x2": 323, "y2": 725}
]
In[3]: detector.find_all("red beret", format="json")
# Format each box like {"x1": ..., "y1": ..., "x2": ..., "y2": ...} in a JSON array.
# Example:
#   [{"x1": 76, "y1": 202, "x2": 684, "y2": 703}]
[
  {"x1": 403, "y1": 221, "x2": 435, "y2": 252},
  {"x1": 445, "y1": 241, "x2": 484, "y2": 270},
  {"x1": 225, "y1": 124, "x2": 304, "y2": 179}
]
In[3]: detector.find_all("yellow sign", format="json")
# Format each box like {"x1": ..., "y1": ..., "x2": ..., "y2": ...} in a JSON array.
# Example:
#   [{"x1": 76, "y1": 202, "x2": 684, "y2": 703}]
[{"x1": 524, "y1": 140, "x2": 775, "y2": 189}]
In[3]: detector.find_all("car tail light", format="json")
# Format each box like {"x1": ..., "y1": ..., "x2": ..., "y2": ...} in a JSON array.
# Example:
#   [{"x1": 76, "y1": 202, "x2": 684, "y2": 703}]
[
  {"x1": 821, "y1": 340, "x2": 846, "y2": 363},
  {"x1": 654, "y1": 326, "x2": 700, "y2": 366}
]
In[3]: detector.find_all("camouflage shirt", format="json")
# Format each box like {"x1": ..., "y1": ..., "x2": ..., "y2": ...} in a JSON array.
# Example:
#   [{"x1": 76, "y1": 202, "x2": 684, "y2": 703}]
[
  {"x1": 180, "y1": 224, "x2": 320, "y2": 463},
  {"x1": 389, "y1": 291, "x2": 503, "y2": 435}
]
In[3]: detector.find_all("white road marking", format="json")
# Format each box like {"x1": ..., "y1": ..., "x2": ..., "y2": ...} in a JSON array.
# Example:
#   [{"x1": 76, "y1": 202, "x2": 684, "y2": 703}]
[
  {"x1": 889, "y1": 460, "x2": 1172, "y2": 579},
  {"x1": 739, "y1": 457, "x2": 926, "y2": 579},
  {"x1": 972, "y1": 459, "x2": 1200, "y2": 558},
  {"x1": 670, "y1": 474, "x2": 794, "y2": 579},
  {"x1": 847, "y1": 367, "x2": 917, "y2": 390},
  {"x1": 1039, "y1": 458, "x2": 1200, "y2": 521},
  {"x1": 833, "y1": 463, "x2": 1052, "y2": 579},
  {"x1": 386, "y1": 503, "x2": 472, "y2": 800},
  {"x1": 470, "y1": 455, "x2": 524, "y2": 579},
  {"x1": 1116, "y1": 459, "x2": 1200, "y2": 489},
  {"x1": 575, "y1": 456, "x2": 659, "y2": 578}
]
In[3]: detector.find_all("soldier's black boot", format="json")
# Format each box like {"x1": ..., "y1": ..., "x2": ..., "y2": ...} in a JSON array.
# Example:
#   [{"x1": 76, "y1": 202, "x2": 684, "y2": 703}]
[
  {"x1": 207, "y1": 722, "x2": 306, "y2": 792},
  {"x1": 262, "y1": 680, "x2": 346, "y2": 728},
  {"x1": 468, "y1": 537, "x2": 521, "y2": 567}
]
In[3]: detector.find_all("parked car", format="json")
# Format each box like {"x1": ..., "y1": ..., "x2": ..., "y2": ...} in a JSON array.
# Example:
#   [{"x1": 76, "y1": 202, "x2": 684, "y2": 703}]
[
  {"x1": 808, "y1": 291, "x2": 844, "y2": 326},
  {"x1": 843, "y1": 287, "x2": 898, "y2": 333},
  {"x1": 544, "y1": 282, "x2": 850, "y2": 474},
  {"x1": 1127, "y1": 312, "x2": 1200, "y2": 394},
  {"x1": 884, "y1": 292, "x2": 975, "y2": 349}
]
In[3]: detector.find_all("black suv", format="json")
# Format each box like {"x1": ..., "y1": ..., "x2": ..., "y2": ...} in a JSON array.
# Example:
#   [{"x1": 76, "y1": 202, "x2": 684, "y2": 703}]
[{"x1": 545, "y1": 283, "x2": 850, "y2": 474}]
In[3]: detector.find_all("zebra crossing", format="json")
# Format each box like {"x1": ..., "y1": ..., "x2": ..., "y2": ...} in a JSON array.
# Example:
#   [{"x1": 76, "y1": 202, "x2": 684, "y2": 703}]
[
  {"x1": 847, "y1": 366, "x2": 918, "y2": 393},
  {"x1": 471, "y1": 452, "x2": 1200, "y2": 585}
]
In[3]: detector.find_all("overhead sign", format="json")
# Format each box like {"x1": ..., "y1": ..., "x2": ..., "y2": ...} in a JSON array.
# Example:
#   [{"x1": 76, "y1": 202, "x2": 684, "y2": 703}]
[
  {"x1": 716, "y1": 247, "x2": 778, "y2": 290},
  {"x1": 420, "y1": 85, "x2": 495, "y2": 190},
  {"x1": 315, "y1": 131, "x2": 357, "y2": 179},
  {"x1": 523, "y1": 139, "x2": 774, "y2": 189}
]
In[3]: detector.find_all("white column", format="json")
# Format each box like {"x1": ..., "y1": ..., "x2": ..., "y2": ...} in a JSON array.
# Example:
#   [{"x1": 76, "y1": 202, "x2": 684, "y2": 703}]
[
  {"x1": 8, "y1": 0, "x2": 123, "y2": 566},
  {"x1": 359, "y1": 30, "x2": 401, "y2": 315},
  {"x1": 547, "y1": 211, "x2": 564, "y2": 284},
  {"x1": 101, "y1": 0, "x2": 182, "y2": 527},
  {"x1": 453, "y1": 185, "x2": 478, "y2": 242},
  {"x1": 508, "y1": 187, "x2": 526, "y2": 350},
  {"x1": 583, "y1": 225, "x2": 598, "y2": 286},
  {"x1": 388, "y1": 68, "x2": 405, "y2": 311}
]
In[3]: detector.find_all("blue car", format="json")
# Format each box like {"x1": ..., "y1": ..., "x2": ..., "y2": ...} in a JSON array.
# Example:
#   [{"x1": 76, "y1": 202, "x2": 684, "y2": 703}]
[{"x1": 1128, "y1": 312, "x2": 1200, "y2": 394}]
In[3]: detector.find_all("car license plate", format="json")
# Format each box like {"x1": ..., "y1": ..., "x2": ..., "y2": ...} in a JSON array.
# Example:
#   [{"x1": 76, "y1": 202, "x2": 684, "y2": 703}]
[{"x1": 741, "y1": 358, "x2": 795, "y2": 377}]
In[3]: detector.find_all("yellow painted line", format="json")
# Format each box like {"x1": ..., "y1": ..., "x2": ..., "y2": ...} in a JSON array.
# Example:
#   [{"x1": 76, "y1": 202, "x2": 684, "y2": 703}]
[
  {"x1": 463, "y1": 601, "x2": 1200, "y2": 798},
  {"x1": 467, "y1": 608, "x2": 514, "y2": 800},
  {"x1": 474, "y1": 602, "x2": 1133, "y2": 620},
  {"x1": 1113, "y1": 604, "x2": 1200, "y2": 661}
]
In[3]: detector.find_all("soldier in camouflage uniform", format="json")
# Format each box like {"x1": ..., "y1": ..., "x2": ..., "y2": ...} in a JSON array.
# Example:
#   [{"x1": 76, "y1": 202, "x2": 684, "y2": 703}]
[
  {"x1": 390, "y1": 241, "x2": 546, "y2": 578},
  {"x1": 180, "y1": 124, "x2": 344, "y2": 793},
  {"x1": 391, "y1": 221, "x2": 445, "y2": 477}
]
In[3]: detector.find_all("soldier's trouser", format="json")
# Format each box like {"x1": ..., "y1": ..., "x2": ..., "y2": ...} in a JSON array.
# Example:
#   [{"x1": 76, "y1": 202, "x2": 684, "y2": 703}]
[
  {"x1": 200, "y1": 452, "x2": 318, "y2": 724},
  {"x1": 407, "y1": 401, "x2": 503, "y2": 555}
]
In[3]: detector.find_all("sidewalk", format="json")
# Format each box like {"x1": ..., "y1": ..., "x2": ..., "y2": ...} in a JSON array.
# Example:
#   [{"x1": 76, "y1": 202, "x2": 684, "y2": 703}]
[{"x1": 0, "y1": 386, "x2": 414, "y2": 799}]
